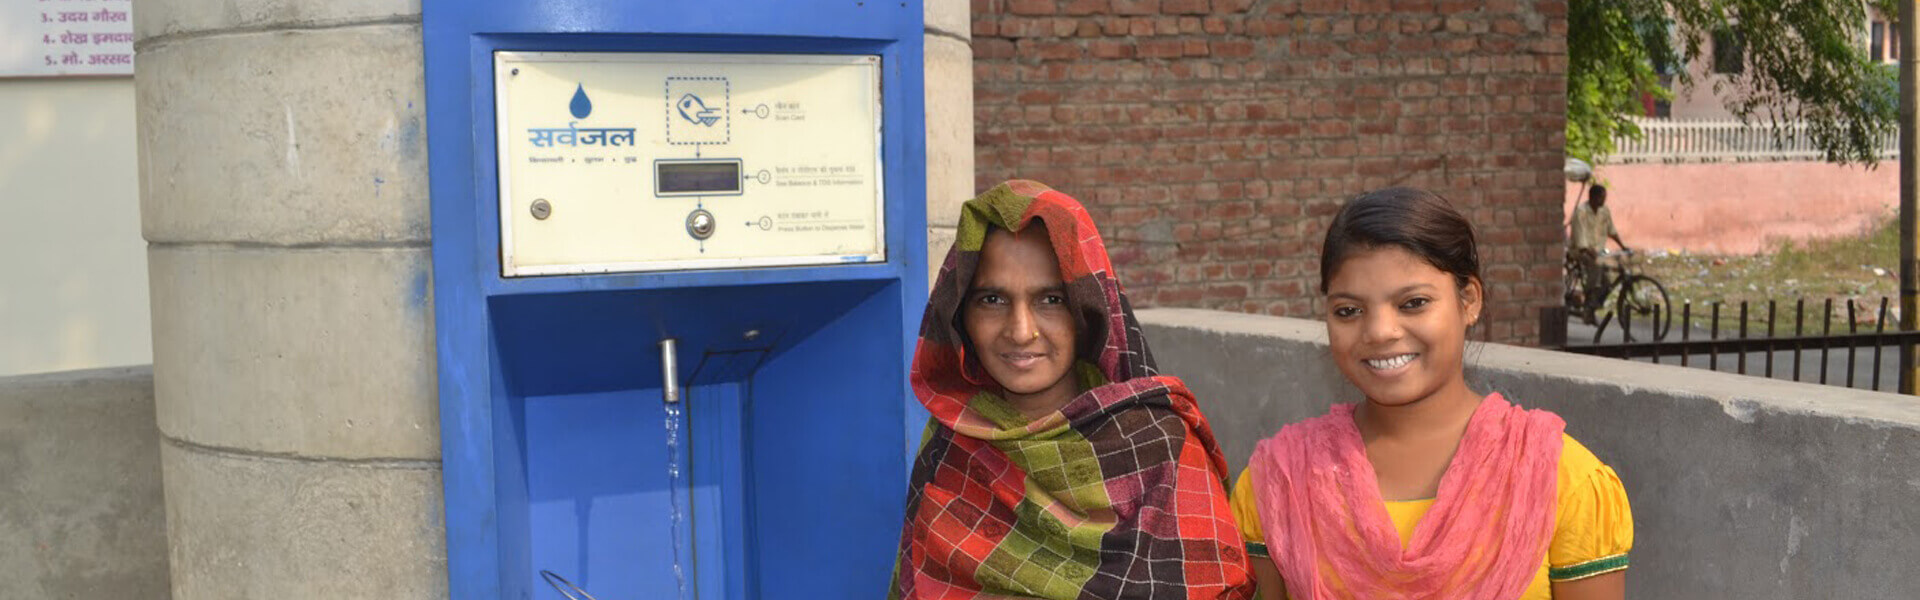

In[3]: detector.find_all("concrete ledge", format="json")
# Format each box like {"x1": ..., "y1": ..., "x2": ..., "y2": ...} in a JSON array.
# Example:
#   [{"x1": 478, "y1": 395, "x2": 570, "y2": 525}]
[
  {"x1": 150, "y1": 245, "x2": 439, "y2": 460},
  {"x1": 1138, "y1": 307, "x2": 1920, "y2": 600},
  {"x1": 162, "y1": 441, "x2": 446, "y2": 599},
  {"x1": 137, "y1": 25, "x2": 428, "y2": 246},
  {"x1": 0, "y1": 367, "x2": 170, "y2": 599},
  {"x1": 135, "y1": 0, "x2": 419, "y2": 43}
]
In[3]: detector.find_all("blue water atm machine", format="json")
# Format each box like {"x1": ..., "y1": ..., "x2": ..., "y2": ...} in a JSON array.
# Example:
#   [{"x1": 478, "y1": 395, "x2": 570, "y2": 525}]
[{"x1": 423, "y1": 3, "x2": 928, "y2": 598}]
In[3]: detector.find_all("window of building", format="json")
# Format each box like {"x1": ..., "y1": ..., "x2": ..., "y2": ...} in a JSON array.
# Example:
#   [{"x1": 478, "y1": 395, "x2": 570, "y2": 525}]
[
  {"x1": 1713, "y1": 28, "x2": 1745, "y2": 74},
  {"x1": 1873, "y1": 21, "x2": 1886, "y2": 62}
]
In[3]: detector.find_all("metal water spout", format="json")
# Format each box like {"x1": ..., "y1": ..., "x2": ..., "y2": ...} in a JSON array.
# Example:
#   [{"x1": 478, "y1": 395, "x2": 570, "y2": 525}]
[{"x1": 660, "y1": 338, "x2": 680, "y2": 404}]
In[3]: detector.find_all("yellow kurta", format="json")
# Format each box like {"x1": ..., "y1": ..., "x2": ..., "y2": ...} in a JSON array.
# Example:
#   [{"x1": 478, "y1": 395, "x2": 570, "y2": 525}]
[{"x1": 1229, "y1": 434, "x2": 1633, "y2": 600}]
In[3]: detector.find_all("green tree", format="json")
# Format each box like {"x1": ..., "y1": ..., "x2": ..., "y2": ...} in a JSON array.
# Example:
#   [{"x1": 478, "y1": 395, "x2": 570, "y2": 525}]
[{"x1": 1567, "y1": 0, "x2": 1899, "y2": 164}]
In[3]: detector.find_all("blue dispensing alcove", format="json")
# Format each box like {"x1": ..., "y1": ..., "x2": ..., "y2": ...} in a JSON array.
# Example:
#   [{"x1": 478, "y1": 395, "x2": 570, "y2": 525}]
[{"x1": 423, "y1": 2, "x2": 927, "y2": 598}]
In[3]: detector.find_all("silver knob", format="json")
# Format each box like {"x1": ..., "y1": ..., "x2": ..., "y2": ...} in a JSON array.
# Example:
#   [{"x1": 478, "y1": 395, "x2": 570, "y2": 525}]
[{"x1": 686, "y1": 209, "x2": 716, "y2": 240}]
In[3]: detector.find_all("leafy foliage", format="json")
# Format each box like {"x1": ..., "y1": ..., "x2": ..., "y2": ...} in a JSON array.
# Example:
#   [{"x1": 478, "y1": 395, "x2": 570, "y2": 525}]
[{"x1": 1567, "y1": 0, "x2": 1899, "y2": 164}]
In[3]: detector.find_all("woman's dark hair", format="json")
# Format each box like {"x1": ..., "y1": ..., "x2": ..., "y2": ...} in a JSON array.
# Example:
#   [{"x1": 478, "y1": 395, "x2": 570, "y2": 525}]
[{"x1": 1319, "y1": 187, "x2": 1481, "y2": 295}]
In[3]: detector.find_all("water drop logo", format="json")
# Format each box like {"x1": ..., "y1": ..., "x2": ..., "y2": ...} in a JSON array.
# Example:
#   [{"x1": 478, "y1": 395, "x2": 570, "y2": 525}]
[
  {"x1": 524, "y1": 81, "x2": 635, "y2": 150},
  {"x1": 677, "y1": 93, "x2": 721, "y2": 127},
  {"x1": 569, "y1": 83, "x2": 592, "y2": 120}
]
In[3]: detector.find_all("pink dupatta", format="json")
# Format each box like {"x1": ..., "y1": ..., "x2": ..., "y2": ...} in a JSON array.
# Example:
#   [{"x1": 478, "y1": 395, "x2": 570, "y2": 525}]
[{"x1": 1248, "y1": 393, "x2": 1563, "y2": 600}]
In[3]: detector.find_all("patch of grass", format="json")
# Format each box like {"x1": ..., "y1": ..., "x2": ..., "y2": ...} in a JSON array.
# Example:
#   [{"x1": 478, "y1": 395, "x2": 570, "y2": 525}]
[{"x1": 1635, "y1": 211, "x2": 1901, "y2": 335}]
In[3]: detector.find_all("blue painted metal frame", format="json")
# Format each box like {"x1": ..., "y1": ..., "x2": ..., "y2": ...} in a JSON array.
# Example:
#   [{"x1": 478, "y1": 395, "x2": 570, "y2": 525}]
[{"x1": 424, "y1": 2, "x2": 928, "y2": 598}]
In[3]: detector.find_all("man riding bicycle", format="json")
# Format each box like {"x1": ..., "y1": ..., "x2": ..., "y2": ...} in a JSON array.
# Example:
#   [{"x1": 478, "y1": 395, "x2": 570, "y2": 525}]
[{"x1": 1568, "y1": 184, "x2": 1628, "y2": 320}]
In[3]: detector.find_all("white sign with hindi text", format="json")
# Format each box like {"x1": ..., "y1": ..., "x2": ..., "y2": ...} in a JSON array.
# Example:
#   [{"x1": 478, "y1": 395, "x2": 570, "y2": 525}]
[{"x1": 0, "y1": 0, "x2": 134, "y2": 78}]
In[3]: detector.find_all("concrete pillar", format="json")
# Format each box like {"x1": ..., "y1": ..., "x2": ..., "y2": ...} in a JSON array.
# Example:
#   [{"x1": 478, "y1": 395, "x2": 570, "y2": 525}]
[
  {"x1": 135, "y1": 1, "x2": 444, "y2": 597},
  {"x1": 926, "y1": 0, "x2": 975, "y2": 284}
]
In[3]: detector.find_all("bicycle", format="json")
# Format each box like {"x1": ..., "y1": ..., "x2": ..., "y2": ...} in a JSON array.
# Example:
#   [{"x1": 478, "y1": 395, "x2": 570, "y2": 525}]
[{"x1": 1565, "y1": 248, "x2": 1672, "y2": 341}]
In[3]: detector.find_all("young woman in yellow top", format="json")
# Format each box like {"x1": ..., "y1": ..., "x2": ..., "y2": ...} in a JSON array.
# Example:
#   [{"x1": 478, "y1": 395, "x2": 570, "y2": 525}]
[{"x1": 1229, "y1": 187, "x2": 1632, "y2": 600}]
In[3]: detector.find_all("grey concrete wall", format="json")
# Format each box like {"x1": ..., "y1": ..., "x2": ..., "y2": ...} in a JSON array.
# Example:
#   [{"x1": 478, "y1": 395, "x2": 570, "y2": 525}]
[
  {"x1": 135, "y1": 1, "x2": 445, "y2": 598},
  {"x1": 0, "y1": 367, "x2": 170, "y2": 599},
  {"x1": 1140, "y1": 307, "x2": 1920, "y2": 600}
]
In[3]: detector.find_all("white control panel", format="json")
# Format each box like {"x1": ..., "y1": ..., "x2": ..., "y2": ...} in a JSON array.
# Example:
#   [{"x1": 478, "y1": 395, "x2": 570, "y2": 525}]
[{"x1": 494, "y1": 52, "x2": 885, "y2": 277}]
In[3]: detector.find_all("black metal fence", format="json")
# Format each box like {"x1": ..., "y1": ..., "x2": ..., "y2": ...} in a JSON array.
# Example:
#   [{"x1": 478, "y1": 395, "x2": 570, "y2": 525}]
[{"x1": 1548, "y1": 298, "x2": 1920, "y2": 393}]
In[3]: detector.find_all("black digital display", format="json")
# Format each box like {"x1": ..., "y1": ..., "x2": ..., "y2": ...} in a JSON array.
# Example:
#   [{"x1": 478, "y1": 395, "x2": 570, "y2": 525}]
[{"x1": 657, "y1": 161, "x2": 742, "y2": 195}]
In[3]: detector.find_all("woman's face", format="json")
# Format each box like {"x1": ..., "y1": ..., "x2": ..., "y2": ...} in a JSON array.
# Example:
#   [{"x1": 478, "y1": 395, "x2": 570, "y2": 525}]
[
  {"x1": 1323, "y1": 245, "x2": 1480, "y2": 408},
  {"x1": 964, "y1": 225, "x2": 1080, "y2": 410}
]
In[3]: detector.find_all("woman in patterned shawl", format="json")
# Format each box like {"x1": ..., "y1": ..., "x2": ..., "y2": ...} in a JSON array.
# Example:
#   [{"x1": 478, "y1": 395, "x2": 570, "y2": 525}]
[{"x1": 891, "y1": 180, "x2": 1254, "y2": 600}]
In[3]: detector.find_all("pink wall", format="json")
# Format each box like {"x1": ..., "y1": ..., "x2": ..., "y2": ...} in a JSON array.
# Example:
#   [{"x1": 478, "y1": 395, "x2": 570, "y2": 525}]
[{"x1": 1564, "y1": 161, "x2": 1897, "y2": 255}]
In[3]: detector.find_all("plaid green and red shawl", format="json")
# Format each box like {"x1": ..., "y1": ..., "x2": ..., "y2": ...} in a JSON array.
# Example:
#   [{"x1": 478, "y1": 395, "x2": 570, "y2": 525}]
[{"x1": 891, "y1": 180, "x2": 1254, "y2": 600}]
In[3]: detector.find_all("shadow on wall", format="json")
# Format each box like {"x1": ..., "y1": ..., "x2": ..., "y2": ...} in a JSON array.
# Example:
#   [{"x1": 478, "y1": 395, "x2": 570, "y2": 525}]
[
  {"x1": 1140, "y1": 307, "x2": 1920, "y2": 600},
  {"x1": 0, "y1": 78, "x2": 150, "y2": 377}
]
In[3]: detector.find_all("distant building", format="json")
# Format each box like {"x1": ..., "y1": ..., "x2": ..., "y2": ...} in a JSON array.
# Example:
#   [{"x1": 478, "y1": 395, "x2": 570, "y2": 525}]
[{"x1": 1655, "y1": 7, "x2": 1895, "y2": 121}]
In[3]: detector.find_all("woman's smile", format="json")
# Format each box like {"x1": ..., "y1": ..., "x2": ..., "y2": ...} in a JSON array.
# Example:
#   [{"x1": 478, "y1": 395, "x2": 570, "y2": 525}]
[
  {"x1": 999, "y1": 350, "x2": 1052, "y2": 370},
  {"x1": 1363, "y1": 352, "x2": 1419, "y2": 373}
]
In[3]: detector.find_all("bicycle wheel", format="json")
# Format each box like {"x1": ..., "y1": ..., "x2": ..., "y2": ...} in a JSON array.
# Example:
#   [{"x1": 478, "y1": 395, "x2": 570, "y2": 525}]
[
  {"x1": 1616, "y1": 275, "x2": 1671, "y2": 341},
  {"x1": 1564, "y1": 259, "x2": 1593, "y2": 323}
]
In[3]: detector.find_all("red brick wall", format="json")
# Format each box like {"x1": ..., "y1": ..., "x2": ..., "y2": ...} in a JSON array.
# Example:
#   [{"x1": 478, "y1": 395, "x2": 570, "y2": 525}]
[{"x1": 971, "y1": 0, "x2": 1569, "y2": 344}]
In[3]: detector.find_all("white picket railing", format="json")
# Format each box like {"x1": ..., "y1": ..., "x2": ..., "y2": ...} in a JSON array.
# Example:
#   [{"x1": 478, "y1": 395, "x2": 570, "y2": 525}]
[{"x1": 1610, "y1": 118, "x2": 1898, "y2": 163}]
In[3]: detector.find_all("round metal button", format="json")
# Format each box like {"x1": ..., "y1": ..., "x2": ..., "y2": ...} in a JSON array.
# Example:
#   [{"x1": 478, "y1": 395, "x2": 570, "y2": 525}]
[{"x1": 686, "y1": 209, "x2": 716, "y2": 240}]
